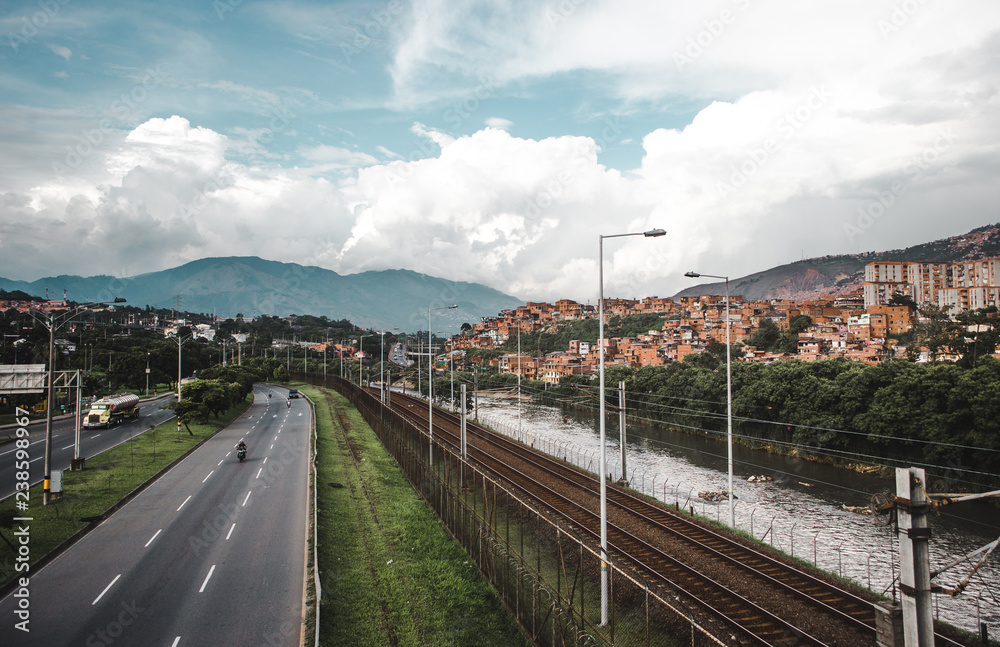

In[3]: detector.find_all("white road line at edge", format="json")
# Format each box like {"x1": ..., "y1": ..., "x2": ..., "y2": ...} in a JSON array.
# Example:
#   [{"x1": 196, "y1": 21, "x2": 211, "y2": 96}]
[
  {"x1": 145, "y1": 529, "x2": 162, "y2": 547},
  {"x1": 177, "y1": 495, "x2": 192, "y2": 512},
  {"x1": 198, "y1": 565, "x2": 215, "y2": 593},
  {"x1": 92, "y1": 574, "x2": 121, "y2": 605}
]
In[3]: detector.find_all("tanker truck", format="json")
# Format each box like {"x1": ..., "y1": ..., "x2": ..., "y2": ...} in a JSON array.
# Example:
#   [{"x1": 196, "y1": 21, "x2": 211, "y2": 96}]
[{"x1": 82, "y1": 393, "x2": 141, "y2": 429}]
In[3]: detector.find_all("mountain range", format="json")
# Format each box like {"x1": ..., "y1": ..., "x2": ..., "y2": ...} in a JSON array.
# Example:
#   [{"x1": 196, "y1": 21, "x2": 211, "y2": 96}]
[
  {"x1": 674, "y1": 223, "x2": 1000, "y2": 301},
  {"x1": 4, "y1": 224, "x2": 998, "y2": 331},
  {"x1": 0, "y1": 257, "x2": 523, "y2": 333}
]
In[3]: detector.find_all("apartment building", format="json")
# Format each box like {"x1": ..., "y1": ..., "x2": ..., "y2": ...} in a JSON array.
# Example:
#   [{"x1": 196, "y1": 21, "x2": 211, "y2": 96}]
[{"x1": 863, "y1": 259, "x2": 1000, "y2": 309}]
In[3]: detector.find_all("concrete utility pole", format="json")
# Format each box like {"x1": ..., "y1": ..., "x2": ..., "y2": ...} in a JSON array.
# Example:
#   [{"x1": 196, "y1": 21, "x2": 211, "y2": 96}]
[
  {"x1": 618, "y1": 380, "x2": 626, "y2": 484},
  {"x1": 896, "y1": 466, "x2": 934, "y2": 647}
]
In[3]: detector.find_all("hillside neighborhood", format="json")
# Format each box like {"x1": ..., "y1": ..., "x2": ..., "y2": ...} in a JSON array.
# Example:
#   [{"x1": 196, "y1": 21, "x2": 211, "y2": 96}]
[{"x1": 446, "y1": 259, "x2": 1000, "y2": 382}]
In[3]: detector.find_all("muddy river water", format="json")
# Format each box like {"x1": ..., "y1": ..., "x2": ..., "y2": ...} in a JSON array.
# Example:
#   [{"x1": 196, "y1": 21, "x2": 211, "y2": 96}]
[{"x1": 469, "y1": 394, "x2": 1000, "y2": 639}]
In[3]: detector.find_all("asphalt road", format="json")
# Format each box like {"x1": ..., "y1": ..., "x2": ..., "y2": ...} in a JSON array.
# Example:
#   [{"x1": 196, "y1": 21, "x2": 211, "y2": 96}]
[
  {"x1": 0, "y1": 394, "x2": 178, "y2": 501},
  {"x1": 0, "y1": 386, "x2": 310, "y2": 646}
]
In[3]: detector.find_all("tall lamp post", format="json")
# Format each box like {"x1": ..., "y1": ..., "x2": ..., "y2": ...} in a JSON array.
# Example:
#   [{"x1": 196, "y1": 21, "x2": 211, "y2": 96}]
[
  {"x1": 598, "y1": 228, "x2": 664, "y2": 625},
  {"x1": 29, "y1": 298, "x2": 126, "y2": 505},
  {"x1": 358, "y1": 334, "x2": 372, "y2": 385},
  {"x1": 685, "y1": 271, "x2": 734, "y2": 528},
  {"x1": 428, "y1": 305, "x2": 457, "y2": 466}
]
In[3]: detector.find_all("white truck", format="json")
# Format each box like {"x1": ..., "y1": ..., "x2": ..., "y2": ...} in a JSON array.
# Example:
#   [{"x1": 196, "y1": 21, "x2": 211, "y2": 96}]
[{"x1": 82, "y1": 393, "x2": 141, "y2": 429}]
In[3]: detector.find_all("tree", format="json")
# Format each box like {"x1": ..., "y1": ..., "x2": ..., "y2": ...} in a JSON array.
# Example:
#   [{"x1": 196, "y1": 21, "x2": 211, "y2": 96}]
[
  {"x1": 915, "y1": 303, "x2": 956, "y2": 362},
  {"x1": 952, "y1": 307, "x2": 999, "y2": 368},
  {"x1": 748, "y1": 318, "x2": 781, "y2": 351},
  {"x1": 888, "y1": 292, "x2": 918, "y2": 310},
  {"x1": 173, "y1": 400, "x2": 209, "y2": 435}
]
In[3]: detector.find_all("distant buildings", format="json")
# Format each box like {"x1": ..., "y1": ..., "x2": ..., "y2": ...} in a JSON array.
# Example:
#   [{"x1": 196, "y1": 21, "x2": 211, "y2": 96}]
[
  {"x1": 449, "y1": 281, "x2": 1000, "y2": 377},
  {"x1": 864, "y1": 259, "x2": 1000, "y2": 310}
]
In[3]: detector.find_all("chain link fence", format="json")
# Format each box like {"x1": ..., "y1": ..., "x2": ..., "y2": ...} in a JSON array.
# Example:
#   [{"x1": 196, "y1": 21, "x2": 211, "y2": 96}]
[{"x1": 298, "y1": 373, "x2": 730, "y2": 647}]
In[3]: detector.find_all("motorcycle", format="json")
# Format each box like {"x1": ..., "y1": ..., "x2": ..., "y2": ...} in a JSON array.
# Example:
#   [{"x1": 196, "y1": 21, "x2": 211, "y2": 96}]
[
  {"x1": 286, "y1": 399, "x2": 291, "y2": 408},
  {"x1": 238, "y1": 448, "x2": 247, "y2": 462}
]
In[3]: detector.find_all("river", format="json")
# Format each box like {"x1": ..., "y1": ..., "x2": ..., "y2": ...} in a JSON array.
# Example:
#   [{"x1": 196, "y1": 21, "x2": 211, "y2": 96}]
[{"x1": 471, "y1": 394, "x2": 1000, "y2": 640}]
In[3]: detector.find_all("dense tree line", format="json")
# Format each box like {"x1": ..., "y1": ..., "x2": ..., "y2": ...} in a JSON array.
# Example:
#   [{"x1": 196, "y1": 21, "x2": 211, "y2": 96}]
[
  {"x1": 170, "y1": 363, "x2": 276, "y2": 433},
  {"x1": 539, "y1": 356, "x2": 1000, "y2": 490}
]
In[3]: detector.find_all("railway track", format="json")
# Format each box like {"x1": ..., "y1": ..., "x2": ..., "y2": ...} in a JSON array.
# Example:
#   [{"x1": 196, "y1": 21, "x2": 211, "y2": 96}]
[
  {"x1": 323, "y1": 382, "x2": 967, "y2": 647},
  {"x1": 386, "y1": 391, "x2": 871, "y2": 646}
]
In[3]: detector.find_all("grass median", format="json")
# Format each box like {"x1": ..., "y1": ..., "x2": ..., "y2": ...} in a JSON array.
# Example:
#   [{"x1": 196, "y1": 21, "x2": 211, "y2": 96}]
[
  {"x1": 0, "y1": 398, "x2": 252, "y2": 589},
  {"x1": 304, "y1": 383, "x2": 529, "y2": 647}
]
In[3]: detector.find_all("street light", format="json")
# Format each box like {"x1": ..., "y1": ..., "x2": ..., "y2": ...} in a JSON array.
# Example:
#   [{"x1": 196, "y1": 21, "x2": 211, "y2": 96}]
[
  {"x1": 358, "y1": 334, "x2": 372, "y2": 385},
  {"x1": 29, "y1": 298, "x2": 126, "y2": 505},
  {"x1": 428, "y1": 305, "x2": 458, "y2": 467},
  {"x1": 685, "y1": 270, "x2": 734, "y2": 529},
  {"x1": 379, "y1": 328, "x2": 398, "y2": 403},
  {"x1": 598, "y1": 227, "x2": 664, "y2": 625}
]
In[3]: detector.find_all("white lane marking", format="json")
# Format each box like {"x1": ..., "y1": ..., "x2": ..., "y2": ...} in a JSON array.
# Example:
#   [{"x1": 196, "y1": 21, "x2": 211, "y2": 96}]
[
  {"x1": 274, "y1": 435, "x2": 278, "y2": 441},
  {"x1": 177, "y1": 495, "x2": 192, "y2": 512},
  {"x1": 217, "y1": 459, "x2": 224, "y2": 466},
  {"x1": 269, "y1": 444, "x2": 273, "y2": 450},
  {"x1": 242, "y1": 490, "x2": 251, "y2": 507},
  {"x1": 62, "y1": 444, "x2": 75, "y2": 450},
  {"x1": 226, "y1": 523, "x2": 235, "y2": 540},
  {"x1": 145, "y1": 529, "x2": 162, "y2": 547},
  {"x1": 93, "y1": 434, "x2": 101, "y2": 438},
  {"x1": 202, "y1": 470, "x2": 214, "y2": 483},
  {"x1": 225, "y1": 451, "x2": 231, "y2": 457},
  {"x1": 92, "y1": 574, "x2": 121, "y2": 605},
  {"x1": 29, "y1": 456, "x2": 44, "y2": 463},
  {"x1": 198, "y1": 565, "x2": 216, "y2": 593},
  {"x1": 255, "y1": 468, "x2": 262, "y2": 479},
  {"x1": 171, "y1": 638, "x2": 181, "y2": 647},
  {"x1": 262, "y1": 457, "x2": 267, "y2": 464}
]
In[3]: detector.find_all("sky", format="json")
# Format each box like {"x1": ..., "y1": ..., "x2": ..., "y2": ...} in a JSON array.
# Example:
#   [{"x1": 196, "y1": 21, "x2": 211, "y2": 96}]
[{"x1": 1, "y1": 0, "x2": 999, "y2": 303}]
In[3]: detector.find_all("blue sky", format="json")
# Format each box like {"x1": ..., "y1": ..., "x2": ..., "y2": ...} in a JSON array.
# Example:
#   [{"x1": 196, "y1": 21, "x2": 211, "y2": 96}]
[{"x1": 2, "y1": 0, "x2": 999, "y2": 303}]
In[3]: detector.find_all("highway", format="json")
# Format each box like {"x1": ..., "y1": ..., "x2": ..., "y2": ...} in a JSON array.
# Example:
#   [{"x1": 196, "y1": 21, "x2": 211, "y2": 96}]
[
  {"x1": 0, "y1": 386, "x2": 309, "y2": 646},
  {"x1": 0, "y1": 394, "x2": 178, "y2": 501}
]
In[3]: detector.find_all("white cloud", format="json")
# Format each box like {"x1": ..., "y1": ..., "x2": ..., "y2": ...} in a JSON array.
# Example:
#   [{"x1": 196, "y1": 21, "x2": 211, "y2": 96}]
[
  {"x1": 50, "y1": 45, "x2": 72, "y2": 61},
  {"x1": 2, "y1": 1, "x2": 1000, "y2": 310},
  {"x1": 485, "y1": 117, "x2": 513, "y2": 129}
]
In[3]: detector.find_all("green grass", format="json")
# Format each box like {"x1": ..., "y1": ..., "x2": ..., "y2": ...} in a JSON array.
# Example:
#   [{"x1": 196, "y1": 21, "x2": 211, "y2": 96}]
[
  {"x1": 0, "y1": 398, "x2": 252, "y2": 588},
  {"x1": 305, "y1": 383, "x2": 529, "y2": 647}
]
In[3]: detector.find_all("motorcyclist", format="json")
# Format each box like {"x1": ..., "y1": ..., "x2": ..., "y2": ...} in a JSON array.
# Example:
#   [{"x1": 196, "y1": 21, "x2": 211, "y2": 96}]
[
  {"x1": 236, "y1": 440, "x2": 247, "y2": 457},
  {"x1": 268, "y1": 391, "x2": 272, "y2": 399},
  {"x1": 286, "y1": 399, "x2": 291, "y2": 408}
]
